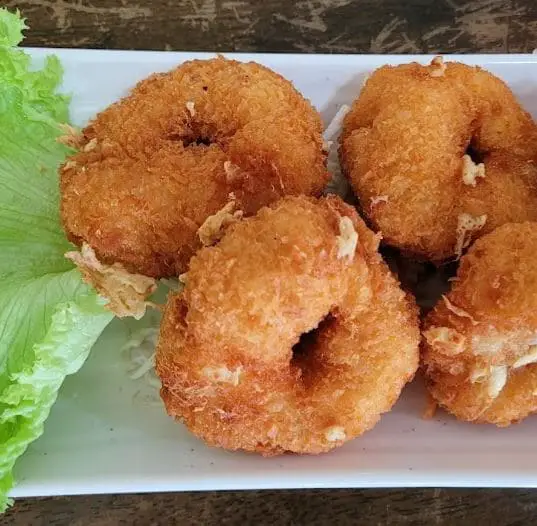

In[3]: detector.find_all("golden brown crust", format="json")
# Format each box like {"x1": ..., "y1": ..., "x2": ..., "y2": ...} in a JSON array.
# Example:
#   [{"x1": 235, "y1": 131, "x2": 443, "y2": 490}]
[
  {"x1": 422, "y1": 222, "x2": 537, "y2": 426},
  {"x1": 340, "y1": 58, "x2": 537, "y2": 261},
  {"x1": 156, "y1": 195, "x2": 419, "y2": 454},
  {"x1": 60, "y1": 57, "x2": 328, "y2": 278}
]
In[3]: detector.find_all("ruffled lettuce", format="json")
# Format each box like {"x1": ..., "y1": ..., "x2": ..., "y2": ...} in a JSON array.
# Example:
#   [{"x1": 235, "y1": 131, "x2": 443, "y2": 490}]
[{"x1": 0, "y1": 9, "x2": 113, "y2": 511}]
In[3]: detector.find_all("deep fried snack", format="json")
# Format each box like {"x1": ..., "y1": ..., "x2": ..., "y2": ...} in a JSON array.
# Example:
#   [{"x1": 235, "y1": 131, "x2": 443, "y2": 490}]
[
  {"x1": 156, "y1": 196, "x2": 419, "y2": 454},
  {"x1": 422, "y1": 223, "x2": 537, "y2": 426},
  {"x1": 340, "y1": 57, "x2": 537, "y2": 261},
  {"x1": 61, "y1": 57, "x2": 328, "y2": 278}
]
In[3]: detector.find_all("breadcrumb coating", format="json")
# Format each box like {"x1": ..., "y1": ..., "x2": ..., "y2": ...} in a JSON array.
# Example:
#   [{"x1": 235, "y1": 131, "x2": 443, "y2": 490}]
[
  {"x1": 156, "y1": 196, "x2": 419, "y2": 454},
  {"x1": 422, "y1": 222, "x2": 537, "y2": 425},
  {"x1": 61, "y1": 57, "x2": 328, "y2": 278},
  {"x1": 340, "y1": 57, "x2": 537, "y2": 261}
]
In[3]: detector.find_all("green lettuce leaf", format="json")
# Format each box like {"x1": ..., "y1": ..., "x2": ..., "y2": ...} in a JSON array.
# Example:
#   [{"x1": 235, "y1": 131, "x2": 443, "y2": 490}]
[{"x1": 0, "y1": 9, "x2": 113, "y2": 511}]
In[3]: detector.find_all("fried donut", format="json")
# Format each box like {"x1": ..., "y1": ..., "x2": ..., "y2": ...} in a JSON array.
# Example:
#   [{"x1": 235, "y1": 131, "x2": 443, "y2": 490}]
[
  {"x1": 422, "y1": 222, "x2": 537, "y2": 426},
  {"x1": 156, "y1": 195, "x2": 419, "y2": 454},
  {"x1": 60, "y1": 57, "x2": 328, "y2": 278},
  {"x1": 340, "y1": 57, "x2": 537, "y2": 261}
]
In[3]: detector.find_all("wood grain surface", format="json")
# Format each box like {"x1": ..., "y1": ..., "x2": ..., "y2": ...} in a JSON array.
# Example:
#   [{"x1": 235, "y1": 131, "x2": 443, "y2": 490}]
[
  {"x1": 4, "y1": 488, "x2": 537, "y2": 525},
  {"x1": 2, "y1": 0, "x2": 537, "y2": 524},
  {"x1": 4, "y1": 0, "x2": 537, "y2": 53}
]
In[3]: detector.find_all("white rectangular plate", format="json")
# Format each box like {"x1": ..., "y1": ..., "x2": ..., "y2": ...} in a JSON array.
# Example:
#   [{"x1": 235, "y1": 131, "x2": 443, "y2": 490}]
[{"x1": 11, "y1": 50, "x2": 537, "y2": 498}]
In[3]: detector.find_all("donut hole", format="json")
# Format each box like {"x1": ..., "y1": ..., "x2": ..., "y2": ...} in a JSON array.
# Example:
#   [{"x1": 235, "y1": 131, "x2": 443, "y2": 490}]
[
  {"x1": 465, "y1": 143, "x2": 485, "y2": 165},
  {"x1": 167, "y1": 122, "x2": 220, "y2": 149},
  {"x1": 167, "y1": 129, "x2": 214, "y2": 148},
  {"x1": 292, "y1": 313, "x2": 336, "y2": 364},
  {"x1": 182, "y1": 134, "x2": 213, "y2": 148}
]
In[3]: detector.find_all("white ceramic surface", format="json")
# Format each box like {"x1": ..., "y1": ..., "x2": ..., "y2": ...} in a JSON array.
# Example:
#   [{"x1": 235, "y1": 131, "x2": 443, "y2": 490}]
[{"x1": 10, "y1": 50, "x2": 537, "y2": 498}]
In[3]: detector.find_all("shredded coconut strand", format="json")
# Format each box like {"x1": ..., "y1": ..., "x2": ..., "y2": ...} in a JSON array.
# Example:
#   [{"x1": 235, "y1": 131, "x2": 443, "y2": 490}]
[
  {"x1": 65, "y1": 244, "x2": 157, "y2": 319},
  {"x1": 121, "y1": 326, "x2": 162, "y2": 405},
  {"x1": 202, "y1": 366, "x2": 243, "y2": 386},
  {"x1": 513, "y1": 346, "x2": 537, "y2": 369},
  {"x1": 57, "y1": 123, "x2": 84, "y2": 148},
  {"x1": 470, "y1": 367, "x2": 488, "y2": 383},
  {"x1": 429, "y1": 55, "x2": 447, "y2": 77},
  {"x1": 223, "y1": 161, "x2": 244, "y2": 184},
  {"x1": 455, "y1": 213, "x2": 487, "y2": 258},
  {"x1": 121, "y1": 327, "x2": 158, "y2": 381},
  {"x1": 63, "y1": 159, "x2": 77, "y2": 171},
  {"x1": 462, "y1": 154, "x2": 486, "y2": 186},
  {"x1": 424, "y1": 326, "x2": 465, "y2": 355},
  {"x1": 488, "y1": 366, "x2": 508, "y2": 398},
  {"x1": 83, "y1": 137, "x2": 98, "y2": 152},
  {"x1": 186, "y1": 101, "x2": 196, "y2": 116},
  {"x1": 323, "y1": 105, "x2": 351, "y2": 143},
  {"x1": 370, "y1": 195, "x2": 389, "y2": 208},
  {"x1": 323, "y1": 104, "x2": 352, "y2": 198},
  {"x1": 197, "y1": 200, "x2": 243, "y2": 246},
  {"x1": 324, "y1": 426, "x2": 346, "y2": 442},
  {"x1": 130, "y1": 351, "x2": 156, "y2": 380},
  {"x1": 442, "y1": 295, "x2": 478, "y2": 325},
  {"x1": 336, "y1": 216, "x2": 358, "y2": 260}
]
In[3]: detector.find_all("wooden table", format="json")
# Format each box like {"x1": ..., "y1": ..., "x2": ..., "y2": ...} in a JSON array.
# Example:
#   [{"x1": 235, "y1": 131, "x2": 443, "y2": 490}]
[{"x1": 2, "y1": 1, "x2": 537, "y2": 524}]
